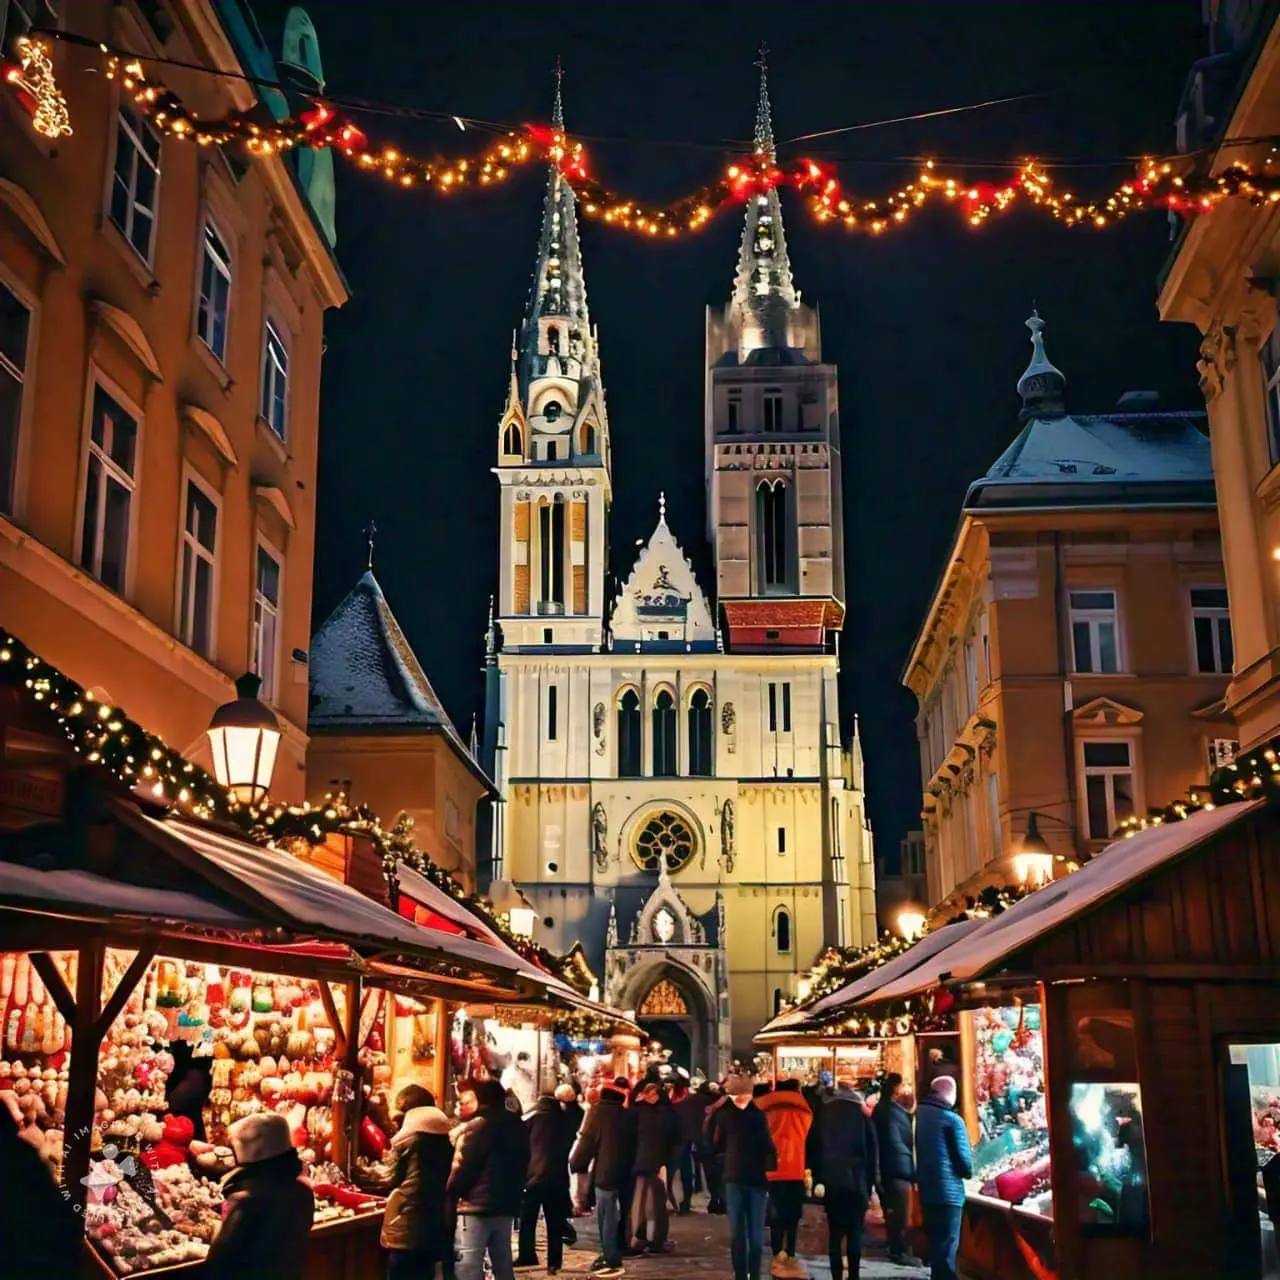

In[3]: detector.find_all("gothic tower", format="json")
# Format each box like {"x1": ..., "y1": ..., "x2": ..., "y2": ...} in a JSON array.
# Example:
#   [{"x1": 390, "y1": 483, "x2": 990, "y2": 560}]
[{"x1": 704, "y1": 58, "x2": 845, "y2": 652}]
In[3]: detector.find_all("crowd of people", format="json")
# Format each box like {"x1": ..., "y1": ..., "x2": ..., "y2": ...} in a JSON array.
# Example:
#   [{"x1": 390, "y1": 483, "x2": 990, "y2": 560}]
[{"x1": 0, "y1": 1064, "x2": 976, "y2": 1280}]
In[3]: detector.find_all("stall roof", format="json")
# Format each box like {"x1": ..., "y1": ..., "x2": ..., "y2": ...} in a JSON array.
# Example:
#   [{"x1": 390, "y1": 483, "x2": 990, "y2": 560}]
[
  {"x1": 755, "y1": 920, "x2": 987, "y2": 1040},
  {"x1": 130, "y1": 810, "x2": 530, "y2": 981},
  {"x1": 862, "y1": 802, "x2": 1262, "y2": 1006}
]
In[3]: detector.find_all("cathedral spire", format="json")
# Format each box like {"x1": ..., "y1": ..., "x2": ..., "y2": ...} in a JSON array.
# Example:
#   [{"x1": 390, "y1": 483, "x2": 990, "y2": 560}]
[
  {"x1": 1016, "y1": 308, "x2": 1066, "y2": 423},
  {"x1": 552, "y1": 55, "x2": 565, "y2": 133},
  {"x1": 731, "y1": 50, "x2": 798, "y2": 355}
]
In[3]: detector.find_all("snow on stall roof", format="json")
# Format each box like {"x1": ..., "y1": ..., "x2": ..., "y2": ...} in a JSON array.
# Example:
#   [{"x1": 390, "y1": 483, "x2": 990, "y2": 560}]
[
  {"x1": 861, "y1": 801, "x2": 1262, "y2": 1006},
  {"x1": 308, "y1": 571, "x2": 470, "y2": 748},
  {"x1": 141, "y1": 814, "x2": 525, "y2": 976},
  {"x1": 0, "y1": 862, "x2": 253, "y2": 927}
]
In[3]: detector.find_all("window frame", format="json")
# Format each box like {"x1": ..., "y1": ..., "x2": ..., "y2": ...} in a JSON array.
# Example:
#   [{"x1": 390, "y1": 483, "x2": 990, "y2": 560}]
[
  {"x1": 687, "y1": 686, "x2": 713, "y2": 777},
  {"x1": 260, "y1": 317, "x2": 290, "y2": 440},
  {"x1": 196, "y1": 216, "x2": 233, "y2": 365},
  {"x1": 107, "y1": 101, "x2": 163, "y2": 266},
  {"x1": 1068, "y1": 587, "x2": 1122, "y2": 674},
  {"x1": 652, "y1": 687, "x2": 678, "y2": 778},
  {"x1": 75, "y1": 371, "x2": 143, "y2": 598},
  {"x1": 616, "y1": 687, "x2": 642, "y2": 779},
  {"x1": 1188, "y1": 584, "x2": 1233, "y2": 675},
  {"x1": 252, "y1": 535, "x2": 284, "y2": 705},
  {"x1": 773, "y1": 906, "x2": 792, "y2": 954},
  {"x1": 546, "y1": 683, "x2": 559, "y2": 742},
  {"x1": 762, "y1": 387, "x2": 783, "y2": 432},
  {"x1": 756, "y1": 478, "x2": 792, "y2": 593},
  {"x1": 0, "y1": 267, "x2": 37, "y2": 522},
  {"x1": 1077, "y1": 734, "x2": 1143, "y2": 842},
  {"x1": 175, "y1": 466, "x2": 222, "y2": 661},
  {"x1": 1261, "y1": 314, "x2": 1280, "y2": 464}
]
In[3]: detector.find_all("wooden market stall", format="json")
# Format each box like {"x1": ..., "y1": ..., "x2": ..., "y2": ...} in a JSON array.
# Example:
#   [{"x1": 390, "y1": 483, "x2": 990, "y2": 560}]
[
  {"x1": 0, "y1": 764, "x2": 537, "y2": 1279},
  {"x1": 850, "y1": 798, "x2": 1280, "y2": 1280}
]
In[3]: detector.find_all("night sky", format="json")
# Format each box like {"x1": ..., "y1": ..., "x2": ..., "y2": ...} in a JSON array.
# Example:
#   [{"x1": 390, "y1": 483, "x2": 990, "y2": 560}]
[{"x1": 255, "y1": 1, "x2": 1209, "y2": 872}]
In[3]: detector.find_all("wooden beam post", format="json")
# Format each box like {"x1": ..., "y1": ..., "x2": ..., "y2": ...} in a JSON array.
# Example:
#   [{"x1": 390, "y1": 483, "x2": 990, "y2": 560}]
[
  {"x1": 61, "y1": 938, "x2": 105, "y2": 1203},
  {"x1": 28, "y1": 952, "x2": 76, "y2": 1024},
  {"x1": 432, "y1": 998, "x2": 450, "y2": 1103},
  {"x1": 92, "y1": 946, "x2": 156, "y2": 1042},
  {"x1": 318, "y1": 980, "x2": 348, "y2": 1059},
  {"x1": 331, "y1": 976, "x2": 362, "y2": 1173}
]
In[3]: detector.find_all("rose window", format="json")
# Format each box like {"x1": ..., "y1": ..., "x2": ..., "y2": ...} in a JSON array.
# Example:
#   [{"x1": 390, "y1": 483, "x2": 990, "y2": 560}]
[{"x1": 631, "y1": 811, "x2": 696, "y2": 874}]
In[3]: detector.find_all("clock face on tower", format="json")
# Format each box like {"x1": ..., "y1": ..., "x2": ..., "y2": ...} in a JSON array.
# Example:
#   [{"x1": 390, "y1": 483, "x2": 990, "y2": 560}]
[{"x1": 631, "y1": 811, "x2": 696, "y2": 875}]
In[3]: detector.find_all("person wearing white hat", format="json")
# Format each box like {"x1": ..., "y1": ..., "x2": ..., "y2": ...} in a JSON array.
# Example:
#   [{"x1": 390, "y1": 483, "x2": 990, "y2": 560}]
[{"x1": 206, "y1": 1113, "x2": 313, "y2": 1279}]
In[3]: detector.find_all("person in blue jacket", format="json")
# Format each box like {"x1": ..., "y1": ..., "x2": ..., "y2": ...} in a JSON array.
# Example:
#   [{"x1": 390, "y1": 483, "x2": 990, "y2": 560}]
[{"x1": 913, "y1": 1075, "x2": 972, "y2": 1280}]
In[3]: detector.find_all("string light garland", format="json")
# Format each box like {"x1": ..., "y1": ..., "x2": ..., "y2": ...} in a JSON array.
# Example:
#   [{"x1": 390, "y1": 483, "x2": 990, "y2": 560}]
[
  {"x1": 2, "y1": 36, "x2": 72, "y2": 139},
  {"x1": 15, "y1": 42, "x2": 1280, "y2": 241},
  {"x1": 0, "y1": 630, "x2": 571, "y2": 976}
]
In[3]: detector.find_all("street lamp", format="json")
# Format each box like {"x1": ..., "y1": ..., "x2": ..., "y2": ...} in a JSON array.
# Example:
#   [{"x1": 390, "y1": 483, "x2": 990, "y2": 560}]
[
  {"x1": 206, "y1": 673, "x2": 280, "y2": 807},
  {"x1": 896, "y1": 905, "x2": 928, "y2": 942},
  {"x1": 488, "y1": 880, "x2": 537, "y2": 939},
  {"x1": 1012, "y1": 812, "x2": 1055, "y2": 886}
]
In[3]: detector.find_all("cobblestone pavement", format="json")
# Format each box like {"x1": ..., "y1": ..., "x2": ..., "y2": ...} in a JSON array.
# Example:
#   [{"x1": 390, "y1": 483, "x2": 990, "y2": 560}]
[{"x1": 520, "y1": 1196, "x2": 930, "y2": 1280}]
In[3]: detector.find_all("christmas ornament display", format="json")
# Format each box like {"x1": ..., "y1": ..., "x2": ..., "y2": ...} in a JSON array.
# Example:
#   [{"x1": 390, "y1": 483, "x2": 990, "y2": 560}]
[{"x1": 2, "y1": 36, "x2": 72, "y2": 139}]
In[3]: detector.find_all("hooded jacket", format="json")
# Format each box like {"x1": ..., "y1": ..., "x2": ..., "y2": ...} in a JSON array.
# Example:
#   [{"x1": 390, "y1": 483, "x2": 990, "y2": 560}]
[
  {"x1": 381, "y1": 1107, "x2": 454, "y2": 1255},
  {"x1": 915, "y1": 1093, "x2": 973, "y2": 1208},
  {"x1": 756, "y1": 1087, "x2": 813, "y2": 1182},
  {"x1": 712, "y1": 1100, "x2": 777, "y2": 1187},
  {"x1": 207, "y1": 1150, "x2": 314, "y2": 1280},
  {"x1": 447, "y1": 1102, "x2": 530, "y2": 1216},
  {"x1": 871, "y1": 1095, "x2": 915, "y2": 1183},
  {"x1": 631, "y1": 1095, "x2": 680, "y2": 1175},
  {"x1": 525, "y1": 1094, "x2": 579, "y2": 1186},
  {"x1": 817, "y1": 1087, "x2": 879, "y2": 1199},
  {"x1": 569, "y1": 1086, "x2": 635, "y2": 1191}
]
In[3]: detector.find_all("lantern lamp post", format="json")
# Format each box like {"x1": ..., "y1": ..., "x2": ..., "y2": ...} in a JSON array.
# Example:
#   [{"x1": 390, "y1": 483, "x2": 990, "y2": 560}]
[{"x1": 206, "y1": 673, "x2": 281, "y2": 807}]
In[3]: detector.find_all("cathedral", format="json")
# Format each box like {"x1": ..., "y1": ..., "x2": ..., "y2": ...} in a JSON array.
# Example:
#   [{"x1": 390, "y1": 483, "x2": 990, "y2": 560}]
[{"x1": 482, "y1": 66, "x2": 877, "y2": 1072}]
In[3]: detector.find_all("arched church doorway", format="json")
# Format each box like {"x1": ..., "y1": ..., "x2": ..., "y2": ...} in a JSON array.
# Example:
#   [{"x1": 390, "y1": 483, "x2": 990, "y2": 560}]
[{"x1": 642, "y1": 1020, "x2": 692, "y2": 1073}]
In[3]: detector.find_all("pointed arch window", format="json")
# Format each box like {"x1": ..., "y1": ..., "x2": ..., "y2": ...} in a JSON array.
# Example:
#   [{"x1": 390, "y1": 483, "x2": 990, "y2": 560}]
[
  {"x1": 688, "y1": 688, "x2": 713, "y2": 777},
  {"x1": 757, "y1": 480, "x2": 792, "y2": 592},
  {"x1": 652, "y1": 689, "x2": 677, "y2": 777},
  {"x1": 579, "y1": 421, "x2": 596, "y2": 455},
  {"x1": 617, "y1": 689, "x2": 642, "y2": 778},
  {"x1": 539, "y1": 495, "x2": 566, "y2": 608},
  {"x1": 774, "y1": 907, "x2": 792, "y2": 954},
  {"x1": 503, "y1": 421, "x2": 522, "y2": 457}
]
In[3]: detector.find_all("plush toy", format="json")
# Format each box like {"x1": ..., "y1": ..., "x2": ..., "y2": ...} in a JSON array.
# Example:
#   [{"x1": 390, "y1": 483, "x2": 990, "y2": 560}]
[{"x1": 141, "y1": 1114, "x2": 195, "y2": 1171}]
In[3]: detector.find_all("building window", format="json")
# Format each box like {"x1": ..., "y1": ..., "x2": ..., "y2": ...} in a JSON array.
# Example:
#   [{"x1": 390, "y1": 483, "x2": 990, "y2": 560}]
[
  {"x1": 652, "y1": 689, "x2": 677, "y2": 777},
  {"x1": 253, "y1": 544, "x2": 282, "y2": 702},
  {"x1": 631, "y1": 810, "x2": 696, "y2": 874},
  {"x1": 579, "y1": 422, "x2": 596, "y2": 454},
  {"x1": 1082, "y1": 740, "x2": 1135, "y2": 840},
  {"x1": 964, "y1": 639, "x2": 979, "y2": 714},
  {"x1": 1190, "y1": 585, "x2": 1233, "y2": 674},
  {"x1": 80, "y1": 385, "x2": 137, "y2": 594},
  {"x1": 0, "y1": 282, "x2": 30, "y2": 517},
  {"x1": 1262, "y1": 318, "x2": 1280, "y2": 462},
  {"x1": 197, "y1": 221, "x2": 232, "y2": 363},
  {"x1": 109, "y1": 104, "x2": 162, "y2": 263},
  {"x1": 1209, "y1": 737, "x2": 1238, "y2": 772},
  {"x1": 503, "y1": 421, "x2": 522, "y2": 455},
  {"x1": 763, "y1": 388, "x2": 783, "y2": 432},
  {"x1": 617, "y1": 690, "x2": 642, "y2": 778},
  {"x1": 757, "y1": 480, "x2": 791, "y2": 591},
  {"x1": 1069, "y1": 589, "x2": 1120, "y2": 673},
  {"x1": 727, "y1": 395, "x2": 740, "y2": 432},
  {"x1": 547, "y1": 684, "x2": 558, "y2": 741},
  {"x1": 179, "y1": 478, "x2": 218, "y2": 657},
  {"x1": 539, "y1": 497, "x2": 566, "y2": 607},
  {"x1": 782, "y1": 682, "x2": 792, "y2": 732},
  {"x1": 777, "y1": 826, "x2": 786, "y2": 854},
  {"x1": 987, "y1": 771, "x2": 1000, "y2": 850},
  {"x1": 260, "y1": 319, "x2": 289, "y2": 439},
  {"x1": 768, "y1": 682, "x2": 777, "y2": 732},
  {"x1": 773, "y1": 988, "x2": 783, "y2": 1015},
  {"x1": 774, "y1": 908, "x2": 791, "y2": 954},
  {"x1": 546, "y1": 440, "x2": 558, "y2": 462},
  {"x1": 688, "y1": 688, "x2": 713, "y2": 776},
  {"x1": 767, "y1": 681, "x2": 792, "y2": 733}
]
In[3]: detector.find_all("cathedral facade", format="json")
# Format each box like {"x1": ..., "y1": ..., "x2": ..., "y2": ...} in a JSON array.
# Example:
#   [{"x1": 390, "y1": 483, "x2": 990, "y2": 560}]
[{"x1": 482, "y1": 70, "x2": 877, "y2": 1070}]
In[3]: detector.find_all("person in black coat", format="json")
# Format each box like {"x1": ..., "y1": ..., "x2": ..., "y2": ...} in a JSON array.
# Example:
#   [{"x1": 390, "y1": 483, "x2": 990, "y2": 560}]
[
  {"x1": 712, "y1": 1078, "x2": 776, "y2": 1280},
  {"x1": 817, "y1": 1085, "x2": 880, "y2": 1280},
  {"x1": 628, "y1": 1079, "x2": 679, "y2": 1252},
  {"x1": 207, "y1": 1113, "x2": 314, "y2": 1280},
  {"x1": 672, "y1": 1079, "x2": 707, "y2": 1212},
  {"x1": 516, "y1": 1093, "x2": 579, "y2": 1272},
  {"x1": 870, "y1": 1074, "x2": 916, "y2": 1265},
  {"x1": 700, "y1": 1082, "x2": 727, "y2": 1213},
  {"x1": 0, "y1": 1099, "x2": 80, "y2": 1279},
  {"x1": 571, "y1": 1083, "x2": 636, "y2": 1275},
  {"x1": 165, "y1": 1043, "x2": 212, "y2": 1143},
  {"x1": 448, "y1": 1079, "x2": 531, "y2": 1280},
  {"x1": 381, "y1": 1106, "x2": 456, "y2": 1279}
]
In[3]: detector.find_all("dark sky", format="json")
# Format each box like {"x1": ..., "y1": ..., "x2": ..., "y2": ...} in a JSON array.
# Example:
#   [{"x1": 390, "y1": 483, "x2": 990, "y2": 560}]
[{"x1": 257, "y1": 1, "x2": 1209, "y2": 871}]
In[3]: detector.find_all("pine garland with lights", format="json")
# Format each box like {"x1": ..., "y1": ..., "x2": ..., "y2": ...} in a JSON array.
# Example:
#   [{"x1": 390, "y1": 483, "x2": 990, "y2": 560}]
[
  {"x1": 13, "y1": 37, "x2": 1280, "y2": 240},
  {"x1": 0, "y1": 630, "x2": 572, "y2": 977}
]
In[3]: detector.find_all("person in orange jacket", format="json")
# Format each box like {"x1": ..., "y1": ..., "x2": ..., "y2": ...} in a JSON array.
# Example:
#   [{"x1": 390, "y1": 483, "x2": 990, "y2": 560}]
[{"x1": 756, "y1": 1079, "x2": 813, "y2": 1278}]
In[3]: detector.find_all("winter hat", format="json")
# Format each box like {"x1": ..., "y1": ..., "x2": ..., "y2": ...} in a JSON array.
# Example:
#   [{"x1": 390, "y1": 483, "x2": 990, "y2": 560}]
[
  {"x1": 394, "y1": 1105, "x2": 453, "y2": 1143},
  {"x1": 229, "y1": 1112, "x2": 293, "y2": 1165},
  {"x1": 724, "y1": 1074, "x2": 755, "y2": 1097},
  {"x1": 930, "y1": 1076, "x2": 958, "y2": 1106}
]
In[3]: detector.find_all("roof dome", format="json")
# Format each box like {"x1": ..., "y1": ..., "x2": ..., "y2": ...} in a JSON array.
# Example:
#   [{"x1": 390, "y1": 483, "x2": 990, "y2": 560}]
[{"x1": 1016, "y1": 310, "x2": 1066, "y2": 423}]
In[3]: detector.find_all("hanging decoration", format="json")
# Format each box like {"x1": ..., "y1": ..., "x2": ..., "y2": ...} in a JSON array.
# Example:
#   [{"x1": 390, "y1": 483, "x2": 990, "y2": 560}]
[
  {"x1": 15, "y1": 38, "x2": 1280, "y2": 241},
  {"x1": 0, "y1": 631, "x2": 570, "y2": 977},
  {"x1": 2, "y1": 36, "x2": 72, "y2": 139}
]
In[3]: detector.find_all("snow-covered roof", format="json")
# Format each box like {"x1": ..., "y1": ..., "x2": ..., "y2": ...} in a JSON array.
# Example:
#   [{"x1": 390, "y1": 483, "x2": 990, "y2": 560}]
[
  {"x1": 610, "y1": 497, "x2": 716, "y2": 649},
  {"x1": 860, "y1": 801, "x2": 1261, "y2": 1006},
  {"x1": 308, "y1": 571, "x2": 477, "y2": 759}
]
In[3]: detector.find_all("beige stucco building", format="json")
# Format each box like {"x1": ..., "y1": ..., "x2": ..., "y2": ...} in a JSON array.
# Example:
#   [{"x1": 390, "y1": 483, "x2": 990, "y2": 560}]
[
  {"x1": 482, "y1": 70, "x2": 876, "y2": 1071},
  {"x1": 1158, "y1": 2, "x2": 1280, "y2": 752}
]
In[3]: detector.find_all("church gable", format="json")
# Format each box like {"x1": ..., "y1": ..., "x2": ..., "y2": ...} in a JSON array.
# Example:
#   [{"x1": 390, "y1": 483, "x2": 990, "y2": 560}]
[{"x1": 610, "y1": 498, "x2": 715, "y2": 649}]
